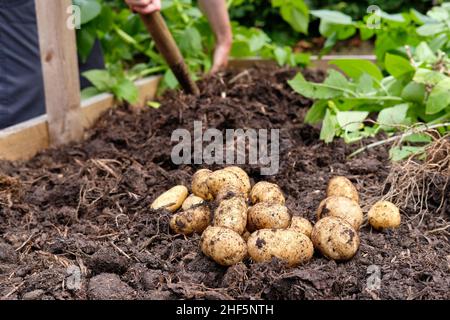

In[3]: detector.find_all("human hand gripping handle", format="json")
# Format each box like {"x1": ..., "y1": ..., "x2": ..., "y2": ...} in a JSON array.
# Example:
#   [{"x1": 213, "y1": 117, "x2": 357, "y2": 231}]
[{"x1": 125, "y1": 0, "x2": 200, "y2": 95}]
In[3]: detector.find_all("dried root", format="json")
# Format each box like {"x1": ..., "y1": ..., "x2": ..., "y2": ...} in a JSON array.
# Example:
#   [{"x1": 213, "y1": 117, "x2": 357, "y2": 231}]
[
  {"x1": 0, "y1": 174, "x2": 22, "y2": 207},
  {"x1": 382, "y1": 133, "x2": 449, "y2": 225}
]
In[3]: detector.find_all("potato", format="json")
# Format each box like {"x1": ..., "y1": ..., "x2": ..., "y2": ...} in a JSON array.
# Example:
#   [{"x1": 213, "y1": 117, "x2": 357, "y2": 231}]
[
  {"x1": 206, "y1": 169, "x2": 245, "y2": 198},
  {"x1": 170, "y1": 206, "x2": 210, "y2": 235},
  {"x1": 368, "y1": 200, "x2": 401, "y2": 230},
  {"x1": 247, "y1": 229, "x2": 313, "y2": 266},
  {"x1": 250, "y1": 181, "x2": 285, "y2": 205},
  {"x1": 247, "y1": 203, "x2": 291, "y2": 231},
  {"x1": 192, "y1": 169, "x2": 213, "y2": 200},
  {"x1": 327, "y1": 176, "x2": 359, "y2": 203},
  {"x1": 214, "y1": 197, "x2": 247, "y2": 234},
  {"x1": 200, "y1": 226, "x2": 247, "y2": 266},
  {"x1": 223, "y1": 166, "x2": 251, "y2": 195},
  {"x1": 317, "y1": 196, "x2": 363, "y2": 230},
  {"x1": 311, "y1": 216, "x2": 359, "y2": 261},
  {"x1": 215, "y1": 185, "x2": 245, "y2": 203},
  {"x1": 151, "y1": 185, "x2": 188, "y2": 212},
  {"x1": 289, "y1": 216, "x2": 313, "y2": 238},
  {"x1": 182, "y1": 194, "x2": 205, "y2": 211}
]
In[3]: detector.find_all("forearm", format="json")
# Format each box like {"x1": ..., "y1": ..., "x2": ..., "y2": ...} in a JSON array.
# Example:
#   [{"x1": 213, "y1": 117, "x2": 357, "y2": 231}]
[{"x1": 198, "y1": 0, "x2": 232, "y2": 46}]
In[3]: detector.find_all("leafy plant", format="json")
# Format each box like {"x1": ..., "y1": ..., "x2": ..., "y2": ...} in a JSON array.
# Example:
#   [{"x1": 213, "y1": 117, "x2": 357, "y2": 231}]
[{"x1": 288, "y1": 43, "x2": 450, "y2": 160}]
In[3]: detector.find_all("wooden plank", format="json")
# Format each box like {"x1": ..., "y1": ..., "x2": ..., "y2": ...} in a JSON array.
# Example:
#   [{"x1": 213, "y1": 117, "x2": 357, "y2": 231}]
[
  {"x1": 0, "y1": 76, "x2": 161, "y2": 162},
  {"x1": 35, "y1": 0, "x2": 83, "y2": 146}
]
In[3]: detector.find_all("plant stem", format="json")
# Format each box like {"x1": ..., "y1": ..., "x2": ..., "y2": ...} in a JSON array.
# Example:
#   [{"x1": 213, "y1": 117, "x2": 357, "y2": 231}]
[{"x1": 348, "y1": 122, "x2": 450, "y2": 158}]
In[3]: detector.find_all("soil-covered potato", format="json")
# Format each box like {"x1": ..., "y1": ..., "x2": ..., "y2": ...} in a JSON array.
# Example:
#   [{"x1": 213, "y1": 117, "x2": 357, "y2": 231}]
[
  {"x1": 289, "y1": 216, "x2": 313, "y2": 238},
  {"x1": 317, "y1": 196, "x2": 363, "y2": 230},
  {"x1": 215, "y1": 185, "x2": 245, "y2": 203},
  {"x1": 170, "y1": 206, "x2": 210, "y2": 235},
  {"x1": 311, "y1": 216, "x2": 360, "y2": 261},
  {"x1": 192, "y1": 169, "x2": 213, "y2": 201},
  {"x1": 223, "y1": 166, "x2": 251, "y2": 195},
  {"x1": 247, "y1": 229, "x2": 314, "y2": 266},
  {"x1": 326, "y1": 176, "x2": 359, "y2": 203},
  {"x1": 250, "y1": 181, "x2": 285, "y2": 205},
  {"x1": 182, "y1": 194, "x2": 205, "y2": 211},
  {"x1": 214, "y1": 197, "x2": 247, "y2": 234},
  {"x1": 200, "y1": 226, "x2": 247, "y2": 266},
  {"x1": 206, "y1": 169, "x2": 245, "y2": 198},
  {"x1": 368, "y1": 200, "x2": 401, "y2": 230},
  {"x1": 151, "y1": 185, "x2": 188, "y2": 212},
  {"x1": 247, "y1": 203, "x2": 291, "y2": 231}
]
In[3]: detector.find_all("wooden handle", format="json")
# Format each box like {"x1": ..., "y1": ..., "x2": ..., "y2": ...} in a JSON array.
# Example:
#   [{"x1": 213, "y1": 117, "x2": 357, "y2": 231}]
[{"x1": 140, "y1": 12, "x2": 200, "y2": 95}]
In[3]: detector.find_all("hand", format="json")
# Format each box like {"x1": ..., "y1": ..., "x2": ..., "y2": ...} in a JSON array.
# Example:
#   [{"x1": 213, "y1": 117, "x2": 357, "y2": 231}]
[
  {"x1": 125, "y1": 0, "x2": 161, "y2": 14},
  {"x1": 211, "y1": 38, "x2": 232, "y2": 74}
]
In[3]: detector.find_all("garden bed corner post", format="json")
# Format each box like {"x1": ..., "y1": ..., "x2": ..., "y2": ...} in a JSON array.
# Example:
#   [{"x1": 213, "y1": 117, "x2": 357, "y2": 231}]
[{"x1": 35, "y1": 0, "x2": 83, "y2": 146}]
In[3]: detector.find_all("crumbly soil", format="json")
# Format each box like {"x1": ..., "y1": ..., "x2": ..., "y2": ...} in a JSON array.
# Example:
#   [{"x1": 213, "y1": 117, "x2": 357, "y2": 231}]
[{"x1": 0, "y1": 67, "x2": 448, "y2": 300}]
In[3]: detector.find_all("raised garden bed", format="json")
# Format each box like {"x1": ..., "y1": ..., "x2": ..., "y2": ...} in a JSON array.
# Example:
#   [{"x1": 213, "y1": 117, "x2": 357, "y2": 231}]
[{"x1": 0, "y1": 66, "x2": 448, "y2": 300}]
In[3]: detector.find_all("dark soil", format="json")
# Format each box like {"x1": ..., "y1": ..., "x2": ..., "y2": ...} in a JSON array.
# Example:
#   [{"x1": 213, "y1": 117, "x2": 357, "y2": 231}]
[{"x1": 0, "y1": 67, "x2": 449, "y2": 300}]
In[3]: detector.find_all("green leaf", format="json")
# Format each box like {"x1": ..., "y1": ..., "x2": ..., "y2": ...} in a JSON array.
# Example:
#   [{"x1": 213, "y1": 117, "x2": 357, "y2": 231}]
[
  {"x1": 163, "y1": 69, "x2": 178, "y2": 89},
  {"x1": 80, "y1": 87, "x2": 100, "y2": 100},
  {"x1": 76, "y1": 26, "x2": 96, "y2": 63},
  {"x1": 289, "y1": 69, "x2": 355, "y2": 99},
  {"x1": 310, "y1": 10, "x2": 353, "y2": 25},
  {"x1": 274, "y1": 47, "x2": 288, "y2": 66},
  {"x1": 279, "y1": 5, "x2": 309, "y2": 34},
  {"x1": 73, "y1": 0, "x2": 102, "y2": 25},
  {"x1": 113, "y1": 78, "x2": 138, "y2": 103},
  {"x1": 389, "y1": 146, "x2": 425, "y2": 161},
  {"x1": 385, "y1": 53, "x2": 415, "y2": 78},
  {"x1": 426, "y1": 78, "x2": 450, "y2": 115},
  {"x1": 416, "y1": 22, "x2": 446, "y2": 36},
  {"x1": 336, "y1": 111, "x2": 368, "y2": 132},
  {"x1": 320, "y1": 109, "x2": 337, "y2": 143},
  {"x1": 401, "y1": 82, "x2": 425, "y2": 103},
  {"x1": 330, "y1": 59, "x2": 383, "y2": 81},
  {"x1": 414, "y1": 42, "x2": 436, "y2": 63},
  {"x1": 427, "y1": 6, "x2": 449, "y2": 21},
  {"x1": 356, "y1": 74, "x2": 374, "y2": 94},
  {"x1": 359, "y1": 27, "x2": 374, "y2": 40},
  {"x1": 377, "y1": 103, "x2": 409, "y2": 130},
  {"x1": 413, "y1": 68, "x2": 447, "y2": 85},
  {"x1": 82, "y1": 70, "x2": 113, "y2": 91},
  {"x1": 403, "y1": 133, "x2": 432, "y2": 143},
  {"x1": 147, "y1": 101, "x2": 161, "y2": 109},
  {"x1": 305, "y1": 100, "x2": 327, "y2": 124}
]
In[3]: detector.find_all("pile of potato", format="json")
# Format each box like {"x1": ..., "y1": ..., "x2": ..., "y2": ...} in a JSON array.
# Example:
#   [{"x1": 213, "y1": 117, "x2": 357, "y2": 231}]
[{"x1": 151, "y1": 167, "x2": 401, "y2": 267}]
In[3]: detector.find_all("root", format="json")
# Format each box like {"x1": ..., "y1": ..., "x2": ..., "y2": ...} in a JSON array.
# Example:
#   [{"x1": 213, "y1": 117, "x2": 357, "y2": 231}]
[{"x1": 382, "y1": 133, "x2": 449, "y2": 224}]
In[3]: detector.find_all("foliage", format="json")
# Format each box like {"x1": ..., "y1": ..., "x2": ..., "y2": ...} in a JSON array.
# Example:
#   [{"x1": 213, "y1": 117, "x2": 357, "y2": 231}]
[{"x1": 288, "y1": 42, "x2": 450, "y2": 160}]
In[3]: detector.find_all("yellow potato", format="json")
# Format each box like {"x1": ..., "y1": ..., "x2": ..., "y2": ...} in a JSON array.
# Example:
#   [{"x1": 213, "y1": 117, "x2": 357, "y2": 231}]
[
  {"x1": 317, "y1": 196, "x2": 363, "y2": 230},
  {"x1": 200, "y1": 226, "x2": 247, "y2": 266},
  {"x1": 151, "y1": 185, "x2": 188, "y2": 212},
  {"x1": 289, "y1": 216, "x2": 313, "y2": 238},
  {"x1": 206, "y1": 169, "x2": 245, "y2": 198},
  {"x1": 192, "y1": 169, "x2": 213, "y2": 200},
  {"x1": 250, "y1": 181, "x2": 285, "y2": 205},
  {"x1": 223, "y1": 166, "x2": 251, "y2": 195},
  {"x1": 215, "y1": 185, "x2": 245, "y2": 203},
  {"x1": 327, "y1": 176, "x2": 359, "y2": 203},
  {"x1": 247, "y1": 229, "x2": 314, "y2": 266},
  {"x1": 170, "y1": 206, "x2": 210, "y2": 235},
  {"x1": 368, "y1": 200, "x2": 401, "y2": 230},
  {"x1": 247, "y1": 203, "x2": 291, "y2": 231},
  {"x1": 182, "y1": 194, "x2": 205, "y2": 211},
  {"x1": 311, "y1": 216, "x2": 359, "y2": 261},
  {"x1": 214, "y1": 197, "x2": 247, "y2": 234}
]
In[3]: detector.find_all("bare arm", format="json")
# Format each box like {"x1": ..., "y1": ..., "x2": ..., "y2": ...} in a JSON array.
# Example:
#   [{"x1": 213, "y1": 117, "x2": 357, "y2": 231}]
[{"x1": 198, "y1": 0, "x2": 233, "y2": 73}]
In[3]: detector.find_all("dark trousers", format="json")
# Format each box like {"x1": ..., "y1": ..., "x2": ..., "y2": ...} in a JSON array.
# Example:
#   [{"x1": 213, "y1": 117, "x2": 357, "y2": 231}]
[{"x1": 0, "y1": 0, "x2": 104, "y2": 130}]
